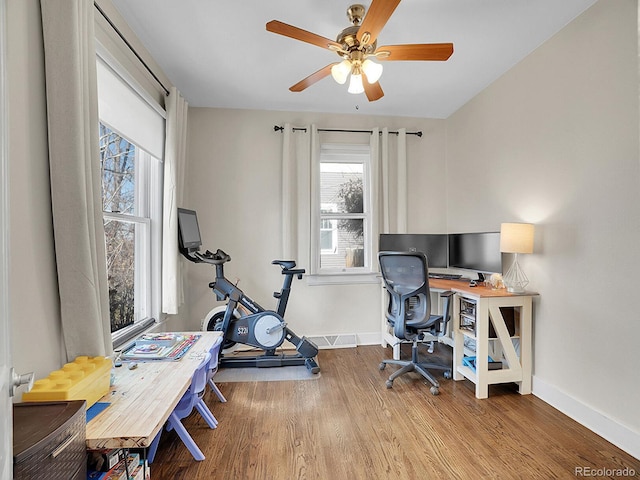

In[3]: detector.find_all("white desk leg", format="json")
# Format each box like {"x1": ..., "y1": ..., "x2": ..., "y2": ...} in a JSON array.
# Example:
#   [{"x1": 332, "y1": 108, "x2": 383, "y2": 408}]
[
  {"x1": 452, "y1": 295, "x2": 465, "y2": 381},
  {"x1": 518, "y1": 297, "x2": 533, "y2": 395},
  {"x1": 475, "y1": 300, "x2": 490, "y2": 399}
]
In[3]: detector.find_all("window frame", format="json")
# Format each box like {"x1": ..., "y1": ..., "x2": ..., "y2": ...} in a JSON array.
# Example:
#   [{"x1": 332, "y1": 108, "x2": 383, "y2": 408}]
[
  {"x1": 312, "y1": 143, "x2": 376, "y2": 282},
  {"x1": 96, "y1": 46, "x2": 165, "y2": 346}
]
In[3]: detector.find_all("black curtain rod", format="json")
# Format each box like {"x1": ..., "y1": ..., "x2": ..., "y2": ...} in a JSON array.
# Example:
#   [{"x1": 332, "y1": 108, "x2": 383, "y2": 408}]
[
  {"x1": 274, "y1": 125, "x2": 422, "y2": 137},
  {"x1": 94, "y1": 2, "x2": 170, "y2": 97}
]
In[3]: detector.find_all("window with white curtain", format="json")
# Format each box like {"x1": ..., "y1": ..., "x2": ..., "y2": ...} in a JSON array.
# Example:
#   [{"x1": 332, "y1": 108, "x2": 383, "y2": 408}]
[
  {"x1": 96, "y1": 54, "x2": 164, "y2": 344},
  {"x1": 316, "y1": 144, "x2": 372, "y2": 274}
]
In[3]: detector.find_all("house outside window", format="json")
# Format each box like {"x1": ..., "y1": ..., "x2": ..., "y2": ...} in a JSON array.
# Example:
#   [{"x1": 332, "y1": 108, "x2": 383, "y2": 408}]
[{"x1": 317, "y1": 144, "x2": 372, "y2": 274}]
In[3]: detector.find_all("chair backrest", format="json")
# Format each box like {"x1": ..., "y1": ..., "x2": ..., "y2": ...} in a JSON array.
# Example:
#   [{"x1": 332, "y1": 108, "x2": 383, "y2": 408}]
[
  {"x1": 207, "y1": 335, "x2": 224, "y2": 381},
  {"x1": 190, "y1": 352, "x2": 211, "y2": 397},
  {"x1": 174, "y1": 351, "x2": 211, "y2": 419},
  {"x1": 379, "y1": 251, "x2": 433, "y2": 340}
]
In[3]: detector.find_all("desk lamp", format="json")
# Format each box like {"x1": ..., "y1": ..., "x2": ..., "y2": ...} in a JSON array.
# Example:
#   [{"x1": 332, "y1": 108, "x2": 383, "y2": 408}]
[{"x1": 500, "y1": 223, "x2": 535, "y2": 293}]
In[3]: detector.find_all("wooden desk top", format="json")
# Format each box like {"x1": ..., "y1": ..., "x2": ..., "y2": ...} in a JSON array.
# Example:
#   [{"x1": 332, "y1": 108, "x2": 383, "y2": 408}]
[
  {"x1": 85, "y1": 331, "x2": 221, "y2": 450},
  {"x1": 429, "y1": 278, "x2": 538, "y2": 298}
]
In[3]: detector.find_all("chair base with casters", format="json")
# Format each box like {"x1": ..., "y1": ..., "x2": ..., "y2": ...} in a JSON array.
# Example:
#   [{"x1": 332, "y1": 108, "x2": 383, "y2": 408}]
[{"x1": 379, "y1": 333, "x2": 452, "y2": 395}]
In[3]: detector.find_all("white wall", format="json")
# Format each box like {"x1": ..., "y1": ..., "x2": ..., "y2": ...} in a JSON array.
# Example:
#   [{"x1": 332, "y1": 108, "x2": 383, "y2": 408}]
[
  {"x1": 7, "y1": 0, "x2": 65, "y2": 378},
  {"x1": 446, "y1": 0, "x2": 639, "y2": 453},
  {"x1": 184, "y1": 109, "x2": 447, "y2": 339}
]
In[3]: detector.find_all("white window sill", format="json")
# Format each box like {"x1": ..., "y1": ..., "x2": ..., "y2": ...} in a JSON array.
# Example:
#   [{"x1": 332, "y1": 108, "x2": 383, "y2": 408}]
[
  {"x1": 306, "y1": 272, "x2": 380, "y2": 286},
  {"x1": 112, "y1": 317, "x2": 157, "y2": 350}
]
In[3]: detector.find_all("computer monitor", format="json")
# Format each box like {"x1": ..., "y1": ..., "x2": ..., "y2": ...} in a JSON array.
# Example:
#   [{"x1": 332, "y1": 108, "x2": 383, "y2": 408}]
[
  {"x1": 448, "y1": 232, "x2": 502, "y2": 274},
  {"x1": 177, "y1": 208, "x2": 202, "y2": 253},
  {"x1": 378, "y1": 234, "x2": 448, "y2": 268}
]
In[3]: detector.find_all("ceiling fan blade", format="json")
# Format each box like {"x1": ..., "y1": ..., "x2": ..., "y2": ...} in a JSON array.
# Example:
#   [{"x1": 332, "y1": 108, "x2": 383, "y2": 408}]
[
  {"x1": 356, "y1": 0, "x2": 401, "y2": 46},
  {"x1": 266, "y1": 20, "x2": 342, "y2": 51},
  {"x1": 290, "y1": 64, "x2": 337, "y2": 92},
  {"x1": 376, "y1": 43, "x2": 454, "y2": 61},
  {"x1": 364, "y1": 81, "x2": 384, "y2": 102}
]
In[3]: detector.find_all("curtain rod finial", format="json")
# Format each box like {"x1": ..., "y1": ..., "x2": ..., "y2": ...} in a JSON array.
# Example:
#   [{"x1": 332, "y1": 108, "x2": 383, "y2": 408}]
[{"x1": 274, "y1": 125, "x2": 284, "y2": 132}]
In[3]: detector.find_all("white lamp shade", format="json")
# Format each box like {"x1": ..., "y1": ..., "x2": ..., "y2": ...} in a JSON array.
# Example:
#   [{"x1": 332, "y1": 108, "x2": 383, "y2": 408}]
[
  {"x1": 331, "y1": 60, "x2": 351, "y2": 85},
  {"x1": 348, "y1": 73, "x2": 364, "y2": 94},
  {"x1": 500, "y1": 223, "x2": 535, "y2": 254},
  {"x1": 362, "y1": 59, "x2": 383, "y2": 83}
]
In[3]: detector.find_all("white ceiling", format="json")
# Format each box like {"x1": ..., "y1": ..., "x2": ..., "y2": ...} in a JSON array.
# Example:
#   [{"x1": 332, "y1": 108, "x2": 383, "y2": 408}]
[{"x1": 111, "y1": 0, "x2": 597, "y2": 119}]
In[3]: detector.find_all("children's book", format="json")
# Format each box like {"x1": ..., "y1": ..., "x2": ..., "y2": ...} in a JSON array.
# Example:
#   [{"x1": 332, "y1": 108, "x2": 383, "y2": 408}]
[
  {"x1": 121, "y1": 334, "x2": 201, "y2": 361},
  {"x1": 135, "y1": 332, "x2": 183, "y2": 347}
]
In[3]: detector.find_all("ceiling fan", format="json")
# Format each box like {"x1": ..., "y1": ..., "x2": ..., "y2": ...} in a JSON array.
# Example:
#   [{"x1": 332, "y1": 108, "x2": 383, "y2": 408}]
[{"x1": 266, "y1": 0, "x2": 454, "y2": 102}]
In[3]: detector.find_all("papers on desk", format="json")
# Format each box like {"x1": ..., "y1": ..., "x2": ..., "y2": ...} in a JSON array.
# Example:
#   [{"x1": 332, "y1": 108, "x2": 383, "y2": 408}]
[{"x1": 121, "y1": 334, "x2": 201, "y2": 361}]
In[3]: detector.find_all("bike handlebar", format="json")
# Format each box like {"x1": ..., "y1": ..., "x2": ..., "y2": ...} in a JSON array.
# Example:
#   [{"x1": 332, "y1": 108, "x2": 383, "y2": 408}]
[{"x1": 194, "y1": 248, "x2": 231, "y2": 265}]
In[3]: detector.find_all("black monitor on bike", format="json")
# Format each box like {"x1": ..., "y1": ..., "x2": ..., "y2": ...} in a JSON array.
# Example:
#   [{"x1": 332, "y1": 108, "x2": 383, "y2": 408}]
[{"x1": 178, "y1": 208, "x2": 202, "y2": 254}]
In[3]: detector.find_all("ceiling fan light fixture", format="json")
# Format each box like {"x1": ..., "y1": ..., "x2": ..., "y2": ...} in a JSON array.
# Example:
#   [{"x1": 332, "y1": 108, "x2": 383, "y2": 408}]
[
  {"x1": 362, "y1": 59, "x2": 383, "y2": 83},
  {"x1": 331, "y1": 59, "x2": 352, "y2": 85},
  {"x1": 348, "y1": 72, "x2": 364, "y2": 94}
]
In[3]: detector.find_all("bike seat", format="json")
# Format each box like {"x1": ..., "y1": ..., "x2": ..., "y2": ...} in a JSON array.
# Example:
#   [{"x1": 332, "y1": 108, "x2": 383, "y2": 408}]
[{"x1": 272, "y1": 260, "x2": 296, "y2": 269}]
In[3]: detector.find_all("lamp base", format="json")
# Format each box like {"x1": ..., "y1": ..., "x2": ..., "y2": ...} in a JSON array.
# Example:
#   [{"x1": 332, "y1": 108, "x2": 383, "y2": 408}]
[
  {"x1": 506, "y1": 285, "x2": 527, "y2": 294},
  {"x1": 503, "y1": 254, "x2": 529, "y2": 294}
]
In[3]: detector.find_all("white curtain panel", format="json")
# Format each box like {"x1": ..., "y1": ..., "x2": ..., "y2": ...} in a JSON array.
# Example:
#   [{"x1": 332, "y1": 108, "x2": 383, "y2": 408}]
[
  {"x1": 280, "y1": 123, "x2": 318, "y2": 269},
  {"x1": 380, "y1": 127, "x2": 390, "y2": 233},
  {"x1": 378, "y1": 127, "x2": 407, "y2": 234},
  {"x1": 40, "y1": 0, "x2": 112, "y2": 360},
  {"x1": 162, "y1": 87, "x2": 188, "y2": 314},
  {"x1": 396, "y1": 128, "x2": 408, "y2": 234},
  {"x1": 369, "y1": 128, "x2": 381, "y2": 271}
]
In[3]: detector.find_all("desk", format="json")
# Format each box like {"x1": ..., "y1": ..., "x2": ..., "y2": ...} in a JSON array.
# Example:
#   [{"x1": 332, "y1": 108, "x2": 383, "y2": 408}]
[
  {"x1": 381, "y1": 279, "x2": 536, "y2": 399},
  {"x1": 85, "y1": 331, "x2": 221, "y2": 449}
]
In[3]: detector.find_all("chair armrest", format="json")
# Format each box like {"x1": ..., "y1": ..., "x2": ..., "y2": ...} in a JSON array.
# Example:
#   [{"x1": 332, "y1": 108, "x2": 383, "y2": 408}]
[{"x1": 438, "y1": 291, "x2": 454, "y2": 334}]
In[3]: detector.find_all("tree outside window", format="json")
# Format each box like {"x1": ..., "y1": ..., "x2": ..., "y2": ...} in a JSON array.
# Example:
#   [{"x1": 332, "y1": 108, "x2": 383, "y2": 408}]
[{"x1": 319, "y1": 162, "x2": 366, "y2": 269}]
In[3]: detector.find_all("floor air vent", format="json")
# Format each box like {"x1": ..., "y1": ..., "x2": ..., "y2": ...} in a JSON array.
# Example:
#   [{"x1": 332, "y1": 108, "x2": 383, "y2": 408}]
[{"x1": 307, "y1": 334, "x2": 357, "y2": 349}]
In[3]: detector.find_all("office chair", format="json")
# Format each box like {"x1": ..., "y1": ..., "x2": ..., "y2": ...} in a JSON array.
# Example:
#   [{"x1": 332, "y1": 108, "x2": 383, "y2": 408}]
[
  {"x1": 378, "y1": 251, "x2": 453, "y2": 395},
  {"x1": 148, "y1": 352, "x2": 217, "y2": 463}
]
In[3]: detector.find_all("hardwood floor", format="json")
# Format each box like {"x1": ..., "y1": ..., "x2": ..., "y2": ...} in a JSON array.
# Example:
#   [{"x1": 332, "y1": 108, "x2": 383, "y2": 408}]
[{"x1": 150, "y1": 345, "x2": 639, "y2": 479}]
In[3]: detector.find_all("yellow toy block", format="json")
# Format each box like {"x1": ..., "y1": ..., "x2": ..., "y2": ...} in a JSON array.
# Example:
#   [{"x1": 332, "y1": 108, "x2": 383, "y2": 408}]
[{"x1": 22, "y1": 356, "x2": 111, "y2": 408}]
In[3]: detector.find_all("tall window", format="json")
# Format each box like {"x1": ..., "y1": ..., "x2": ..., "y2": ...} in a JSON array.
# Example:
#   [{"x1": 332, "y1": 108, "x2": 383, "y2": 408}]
[
  {"x1": 317, "y1": 144, "x2": 372, "y2": 273},
  {"x1": 97, "y1": 54, "x2": 165, "y2": 343},
  {"x1": 100, "y1": 124, "x2": 159, "y2": 333}
]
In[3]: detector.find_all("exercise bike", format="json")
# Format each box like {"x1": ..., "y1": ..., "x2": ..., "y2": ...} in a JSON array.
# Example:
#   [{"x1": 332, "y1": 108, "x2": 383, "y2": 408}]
[{"x1": 177, "y1": 208, "x2": 320, "y2": 373}]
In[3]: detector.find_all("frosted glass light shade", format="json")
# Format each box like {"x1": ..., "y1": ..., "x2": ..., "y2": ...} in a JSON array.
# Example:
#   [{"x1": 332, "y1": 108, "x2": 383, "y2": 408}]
[
  {"x1": 362, "y1": 59, "x2": 383, "y2": 83},
  {"x1": 500, "y1": 223, "x2": 534, "y2": 254},
  {"x1": 348, "y1": 73, "x2": 364, "y2": 94},
  {"x1": 331, "y1": 60, "x2": 351, "y2": 85}
]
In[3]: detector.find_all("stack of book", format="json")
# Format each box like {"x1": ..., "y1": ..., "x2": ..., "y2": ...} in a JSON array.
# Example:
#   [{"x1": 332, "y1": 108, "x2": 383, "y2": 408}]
[
  {"x1": 121, "y1": 333, "x2": 201, "y2": 361},
  {"x1": 87, "y1": 451, "x2": 149, "y2": 479}
]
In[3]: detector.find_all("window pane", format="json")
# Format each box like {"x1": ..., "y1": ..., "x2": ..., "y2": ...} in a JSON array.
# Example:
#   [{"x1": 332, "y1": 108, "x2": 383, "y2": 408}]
[
  {"x1": 100, "y1": 124, "x2": 136, "y2": 215},
  {"x1": 320, "y1": 218, "x2": 365, "y2": 269},
  {"x1": 320, "y1": 163, "x2": 363, "y2": 214},
  {"x1": 104, "y1": 219, "x2": 135, "y2": 333}
]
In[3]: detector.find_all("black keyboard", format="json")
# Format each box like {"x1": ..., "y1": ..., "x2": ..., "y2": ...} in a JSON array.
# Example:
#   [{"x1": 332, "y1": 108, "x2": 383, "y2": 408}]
[{"x1": 429, "y1": 273, "x2": 462, "y2": 280}]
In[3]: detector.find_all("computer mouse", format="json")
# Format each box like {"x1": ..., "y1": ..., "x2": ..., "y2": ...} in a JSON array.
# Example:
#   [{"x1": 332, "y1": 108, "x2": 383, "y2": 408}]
[{"x1": 469, "y1": 280, "x2": 477, "y2": 287}]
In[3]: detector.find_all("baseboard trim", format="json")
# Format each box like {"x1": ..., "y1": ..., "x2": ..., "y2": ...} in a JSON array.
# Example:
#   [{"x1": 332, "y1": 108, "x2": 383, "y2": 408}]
[
  {"x1": 356, "y1": 332, "x2": 383, "y2": 346},
  {"x1": 532, "y1": 376, "x2": 640, "y2": 460}
]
